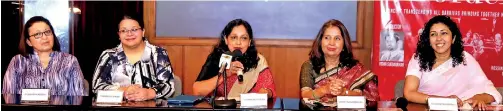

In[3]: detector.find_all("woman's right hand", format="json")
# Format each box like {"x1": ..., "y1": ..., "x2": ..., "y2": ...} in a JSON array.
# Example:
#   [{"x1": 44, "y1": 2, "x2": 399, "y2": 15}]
[
  {"x1": 328, "y1": 79, "x2": 346, "y2": 96},
  {"x1": 314, "y1": 79, "x2": 345, "y2": 97},
  {"x1": 119, "y1": 86, "x2": 132, "y2": 97},
  {"x1": 226, "y1": 61, "x2": 244, "y2": 77},
  {"x1": 317, "y1": 85, "x2": 331, "y2": 96},
  {"x1": 119, "y1": 85, "x2": 142, "y2": 98}
]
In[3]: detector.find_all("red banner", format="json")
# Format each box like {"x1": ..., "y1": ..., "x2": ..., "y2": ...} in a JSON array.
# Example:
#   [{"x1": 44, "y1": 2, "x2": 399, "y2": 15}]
[{"x1": 373, "y1": 0, "x2": 503, "y2": 100}]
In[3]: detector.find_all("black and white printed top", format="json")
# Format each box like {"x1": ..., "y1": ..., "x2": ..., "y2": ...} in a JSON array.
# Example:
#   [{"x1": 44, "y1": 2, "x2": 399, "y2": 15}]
[{"x1": 92, "y1": 40, "x2": 175, "y2": 99}]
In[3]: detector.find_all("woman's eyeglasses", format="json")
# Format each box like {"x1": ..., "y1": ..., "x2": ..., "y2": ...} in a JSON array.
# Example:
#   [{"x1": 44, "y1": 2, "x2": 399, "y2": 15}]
[
  {"x1": 119, "y1": 28, "x2": 142, "y2": 34},
  {"x1": 30, "y1": 30, "x2": 52, "y2": 39}
]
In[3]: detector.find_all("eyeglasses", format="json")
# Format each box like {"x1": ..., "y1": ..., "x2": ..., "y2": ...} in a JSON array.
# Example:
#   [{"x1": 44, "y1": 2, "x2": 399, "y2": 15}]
[
  {"x1": 119, "y1": 27, "x2": 142, "y2": 34},
  {"x1": 30, "y1": 30, "x2": 53, "y2": 39}
]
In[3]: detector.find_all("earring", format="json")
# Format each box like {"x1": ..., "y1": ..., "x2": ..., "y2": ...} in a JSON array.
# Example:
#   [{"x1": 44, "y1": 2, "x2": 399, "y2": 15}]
[{"x1": 453, "y1": 35, "x2": 456, "y2": 44}]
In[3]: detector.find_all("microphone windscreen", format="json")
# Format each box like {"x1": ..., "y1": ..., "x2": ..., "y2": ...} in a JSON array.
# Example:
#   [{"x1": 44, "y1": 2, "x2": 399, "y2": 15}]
[
  {"x1": 232, "y1": 50, "x2": 242, "y2": 57},
  {"x1": 395, "y1": 97, "x2": 408, "y2": 111}
]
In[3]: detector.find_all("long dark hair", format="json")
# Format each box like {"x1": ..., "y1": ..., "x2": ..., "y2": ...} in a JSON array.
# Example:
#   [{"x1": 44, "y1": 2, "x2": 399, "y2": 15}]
[
  {"x1": 414, "y1": 15, "x2": 465, "y2": 72},
  {"x1": 19, "y1": 16, "x2": 61, "y2": 57},
  {"x1": 309, "y1": 19, "x2": 358, "y2": 73},
  {"x1": 209, "y1": 19, "x2": 259, "y2": 72}
]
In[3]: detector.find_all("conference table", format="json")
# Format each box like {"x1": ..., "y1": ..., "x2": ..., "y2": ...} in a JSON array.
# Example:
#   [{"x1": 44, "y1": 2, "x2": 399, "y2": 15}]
[{"x1": 3, "y1": 94, "x2": 503, "y2": 110}]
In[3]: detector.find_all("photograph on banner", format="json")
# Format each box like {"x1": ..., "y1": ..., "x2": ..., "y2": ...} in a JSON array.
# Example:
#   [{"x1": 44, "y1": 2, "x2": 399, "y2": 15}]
[
  {"x1": 379, "y1": 29, "x2": 404, "y2": 62},
  {"x1": 372, "y1": 0, "x2": 503, "y2": 100},
  {"x1": 492, "y1": 33, "x2": 502, "y2": 56},
  {"x1": 458, "y1": 16, "x2": 503, "y2": 82}
]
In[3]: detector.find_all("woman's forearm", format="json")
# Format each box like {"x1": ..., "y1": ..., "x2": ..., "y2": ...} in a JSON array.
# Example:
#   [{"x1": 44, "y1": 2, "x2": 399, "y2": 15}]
[
  {"x1": 301, "y1": 87, "x2": 326, "y2": 99},
  {"x1": 404, "y1": 91, "x2": 431, "y2": 104},
  {"x1": 342, "y1": 89, "x2": 363, "y2": 96},
  {"x1": 192, "y1": 76, "x2": 221, "y2": 96},
  {"x1": 301, "y1": 90, "x2": 316, "y2": 99}
]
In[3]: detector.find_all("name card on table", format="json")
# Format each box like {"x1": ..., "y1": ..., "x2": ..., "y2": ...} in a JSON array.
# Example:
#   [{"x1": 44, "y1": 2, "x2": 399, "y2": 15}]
[
  {"x1": 96, "y1": 90, "x2": 124, "y2": 104},
  {"x1": 428, "y1": 97, "x2": 458, "y2": 111},
  {"x1": 21, "y1": 89, "x2": 49, "y2": 101},
  {"x1": 337, "y1": 96, "x2": 366, "y2": 109},
  {"x1": 240, "y1": 93, "x2": 268, "y2": 108}
]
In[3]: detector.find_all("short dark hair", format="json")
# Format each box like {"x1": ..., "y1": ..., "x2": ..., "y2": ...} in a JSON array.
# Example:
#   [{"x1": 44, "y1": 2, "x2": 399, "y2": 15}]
[
  {"x1": 309, "y1": 19, "x2": 358, "y2": 73},
  {"x1": 414, "y1": 15, "x2": 465, "y2": 72},
  {"x1": 118, "y1": 13, "x2": 144, "y2": 30},
  {"x1": 118, "y1": 13, "x2": 145, "y2": 40},
  {"x1": 19, "y1": 16, "x2": 61, "y2": 57}
]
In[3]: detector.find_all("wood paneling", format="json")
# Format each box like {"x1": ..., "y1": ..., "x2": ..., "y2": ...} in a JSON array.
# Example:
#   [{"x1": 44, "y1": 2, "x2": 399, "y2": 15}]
[
  {"x1": 143, "y1": 1, "x2": 374, "y2": 98},
  {"x1": 267, "y1": 47, "x2": 311, "y2": 98},
  {"x1": 182, "y1": 46, "x2": 213, "y2": 95},
  {"x1": 256, "y1": 46, "x2": 271, "y2": 59},
  {"x1": 143, "y1": 1, "x2": 156, "y2": 41}
]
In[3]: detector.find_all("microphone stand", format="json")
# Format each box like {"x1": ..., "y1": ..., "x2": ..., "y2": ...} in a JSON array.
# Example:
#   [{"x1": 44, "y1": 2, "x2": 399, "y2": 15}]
[{"x1": 213, "y1": 63, "x2": 237, "y2": 109}]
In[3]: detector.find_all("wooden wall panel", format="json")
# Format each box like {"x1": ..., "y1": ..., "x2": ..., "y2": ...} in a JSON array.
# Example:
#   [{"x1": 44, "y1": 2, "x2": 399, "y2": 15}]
[
  {"x1": 182, "y1": 46, "x2": 213, "y2": 95},
  {"x1": 354, "y1": 49, "x2": 372, "y2": 69},
  {"x1": 256, "y1": 46, "x2": 271, "y2": 60},
  {"x1": 144, "y1": 1, "x2": 156, "y2": 40},
  {"x1": 267, "y1": 47, "x2": 310, "y2": 98}
]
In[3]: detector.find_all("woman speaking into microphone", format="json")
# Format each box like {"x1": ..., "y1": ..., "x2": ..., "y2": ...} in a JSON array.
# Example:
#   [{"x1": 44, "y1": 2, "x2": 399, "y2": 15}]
[{"x1": 192, "y1": 19, "x2": 276, "y2": 99}]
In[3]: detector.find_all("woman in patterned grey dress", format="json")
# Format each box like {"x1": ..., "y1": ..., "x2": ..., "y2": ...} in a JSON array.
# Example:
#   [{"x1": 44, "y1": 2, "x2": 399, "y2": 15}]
[
  {"x1": 2, "y1": 16, "x2": 86, "y2": 96},
  {"x1": 92, "y1": 14, "x2": 175, "y2": 101}
]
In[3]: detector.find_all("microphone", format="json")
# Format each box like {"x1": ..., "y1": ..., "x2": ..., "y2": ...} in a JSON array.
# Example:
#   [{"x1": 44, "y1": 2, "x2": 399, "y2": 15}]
[
  {"x1": 395, "y1": 97, "x2": 408, "y2": 111},
  {"x1": 231, "y1": 50, "x2": 244, "y2": 82},
  {"x1": 218, "y1": 51, "x2": 233, "y2": 74},
  {"x1": 213, "y1": 51, "x2": 237, "y2": 109}
]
